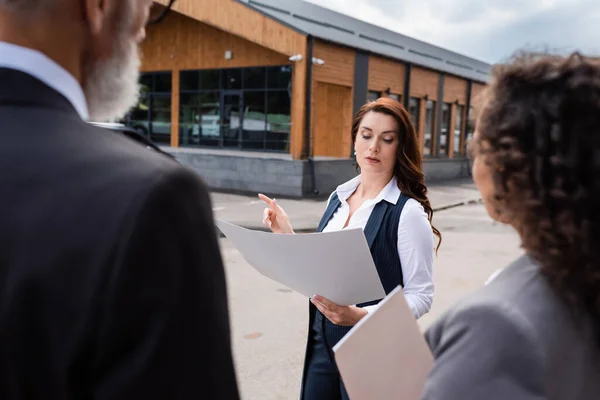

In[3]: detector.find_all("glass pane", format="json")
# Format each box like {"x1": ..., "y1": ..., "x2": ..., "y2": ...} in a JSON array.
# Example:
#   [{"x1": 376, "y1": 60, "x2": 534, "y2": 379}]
[
  {"x1": 367, "y1": 91, "x2": 380, "y2": 102},
  {"x1": 243, "y1": 67, "x2": 266, "y2": 89},
  {"x1": 179, "y1": 93, "x2": 200, "y2": 146},
  {"x1": 154, "y1": 73, "x2": 172, "y2": 92},
  {"x1": 127, "y1": 89, "x2": 150, "y2": 137},
  {"x1": 190, "y1": 92, "x2": 221, "y2": 147},
  {"x1": 409, "y1": 97, "x2": 420, "y2": 133},
  {"x1": 267, "y1": 66, "x2": 292, "y2": 89},
  {"x1": 424, "y1": 100, "x2": 436, "y2": 156},
  {"x1": 241, "y1": 92, "x2": 267, "y2": 150},
  {"x1": 388, "y1": 93, "x2": 401, "y2": 102},
  {"x1": 139, "y1": 74, "x2": 152, "y2": 93},
  {"x1": 439, "y1": 103, "x2": 451, "y2": 156},
  {"x1": 222, "y1": 94, "x2": 241, "y2": 148},
  {"x1": 266, "y1": 91, "x2": 291, "y2": 151},
  {"x1": 199, "y1": 70, "x2": 220, "y2": 90},
  {"x1": 180, "y1": 70, "x2": 199, "y2": 91},
  {"x1": 454, "y1": 105, "x2": 464, "y2": 155},
  {"x1": 149, "y1": 94, "x2": 171, "y2": 144},
  {"x1": 222, "y1": 68, "x2": 242, "y2": 90}
]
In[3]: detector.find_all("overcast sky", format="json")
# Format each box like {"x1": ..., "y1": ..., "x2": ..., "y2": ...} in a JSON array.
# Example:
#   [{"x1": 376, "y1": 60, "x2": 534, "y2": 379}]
[{"x1": 304, "y1": 0, "x2": 600, "y2": 64}]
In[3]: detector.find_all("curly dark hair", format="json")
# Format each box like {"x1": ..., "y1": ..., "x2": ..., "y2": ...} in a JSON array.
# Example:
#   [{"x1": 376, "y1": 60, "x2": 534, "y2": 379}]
[
  {"x1": 352, "y1": 98, "x2": 442, "y2": 252},
  {"x1": 475, "y1": 51, "x2": 600, "y2": 339}
]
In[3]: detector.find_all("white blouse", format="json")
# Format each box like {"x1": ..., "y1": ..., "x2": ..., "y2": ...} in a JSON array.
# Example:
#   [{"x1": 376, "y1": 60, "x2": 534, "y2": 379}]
[{"x1": 322, "y1": 175, "x2": 434, "y2": 319}]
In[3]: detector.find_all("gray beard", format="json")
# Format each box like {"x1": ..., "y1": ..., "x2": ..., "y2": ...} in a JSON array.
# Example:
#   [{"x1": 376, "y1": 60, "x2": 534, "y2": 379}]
[{"x1": 83, "y1": 22, "x2": 141, "y2": 122}]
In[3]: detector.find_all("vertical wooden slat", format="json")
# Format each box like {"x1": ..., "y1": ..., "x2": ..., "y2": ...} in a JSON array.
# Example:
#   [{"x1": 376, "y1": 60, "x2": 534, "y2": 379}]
[
  {"x1": 368, "y1": 55, "x2": 405, "y2": 95},
  {"x1": 448, "y1": 104, "x2": 457, "y2": 158},
  {"x1": 170, "y1": 69, "x2": 180, "y2": 148},
  {"x1": 418, "y1": 98, "x2": 426, "y2": 152},
  {"x1": 289, "y1": 39, "x2": 308, "y2": 160}
]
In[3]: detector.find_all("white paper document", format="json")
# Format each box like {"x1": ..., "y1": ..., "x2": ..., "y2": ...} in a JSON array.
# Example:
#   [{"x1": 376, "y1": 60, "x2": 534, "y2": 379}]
[
  {"x1": 333, "y1": 286, "x2": 433, "y2": 400},
  {"x1": 215, "y1": 220, "x2": 385, "y2": 306}
]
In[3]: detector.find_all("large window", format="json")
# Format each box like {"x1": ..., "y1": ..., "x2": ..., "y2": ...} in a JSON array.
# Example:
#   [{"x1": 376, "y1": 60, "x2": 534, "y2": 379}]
[
  {"x1": 424, "y1": 100, "x2": 436, "y2": 156},
  {"x1": 454, "y1": 105, "x2": 465, "y2": 155},
  {"x1": 408, "y1": 97, "x2": 420, "y2": 133},
  {"x1": 439, "y1": 103, "x2": 451, "y2": 156},
  {"x1": 126, "y1": 72, "x2": 172, "y2": 145},
  {"x1": 179, "y1": 66, "x2": 291, "y2": 151}
]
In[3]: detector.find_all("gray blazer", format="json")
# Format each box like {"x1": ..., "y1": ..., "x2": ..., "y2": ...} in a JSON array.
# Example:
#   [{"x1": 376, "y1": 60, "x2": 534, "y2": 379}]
[{"x1": 422, "y1": 254, "x2": 600, "y2": 399}]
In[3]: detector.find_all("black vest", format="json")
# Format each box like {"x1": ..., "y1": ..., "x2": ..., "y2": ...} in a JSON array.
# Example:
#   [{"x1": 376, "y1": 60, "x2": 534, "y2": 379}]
[{"x1": 310, "y1": 191, "x2": 410, "y2": 348}]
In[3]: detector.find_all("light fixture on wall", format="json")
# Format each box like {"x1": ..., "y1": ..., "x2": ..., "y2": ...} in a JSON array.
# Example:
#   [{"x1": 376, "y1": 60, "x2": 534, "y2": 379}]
[
  {"x1": 312, "y1": 57, "x2": 325, "y2": 65},
  {"x1": 455, "y1": 99, "x2": 460, "y2": 105},
  {"x1": 289, "y1": 54, "x2": 303, "y2": 62},
  {"x1": 385, "y1": 87, "x2": 391, "y2": 95},
  {"x1": 424, "y1": 94, "x2": 429, "y2": 100},
  {"x1": 224, "y1": 50, "x2": 232, "y2": 60}
]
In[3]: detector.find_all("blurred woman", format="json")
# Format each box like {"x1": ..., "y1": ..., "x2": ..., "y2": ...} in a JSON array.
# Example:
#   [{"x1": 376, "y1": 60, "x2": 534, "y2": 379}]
[
  {"x1": 422, "y1": 52, "x2": 600, "y2": 399},
  {"x1": 260, "y1": 98, "x2": 440, "y2": 400}
]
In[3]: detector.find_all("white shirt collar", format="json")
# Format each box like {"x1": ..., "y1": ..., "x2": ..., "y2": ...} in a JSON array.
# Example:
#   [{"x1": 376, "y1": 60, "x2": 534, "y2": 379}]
[
  {"x1": 336, "y1": 175, "x2": 401, "y2": 205},
  {"x1": 0, "y1": 41, "x2": 89, "y2": 120}
]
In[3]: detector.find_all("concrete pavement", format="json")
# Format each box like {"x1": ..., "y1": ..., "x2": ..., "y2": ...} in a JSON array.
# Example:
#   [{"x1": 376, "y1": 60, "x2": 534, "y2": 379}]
[{"x1": 211, "y1": 178, "x2": 482, "y2": 232}]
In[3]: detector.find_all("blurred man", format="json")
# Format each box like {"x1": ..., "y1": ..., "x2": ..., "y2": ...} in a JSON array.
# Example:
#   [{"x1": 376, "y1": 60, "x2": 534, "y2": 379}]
[{"x1": 0, "y1": 1, "x2": 239, "y2": 398}]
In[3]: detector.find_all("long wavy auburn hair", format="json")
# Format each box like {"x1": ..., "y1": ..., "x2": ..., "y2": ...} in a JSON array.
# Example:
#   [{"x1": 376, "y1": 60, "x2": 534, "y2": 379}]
[{"x1": 352, "y1": 97, "x2": 442, "y2": 252}]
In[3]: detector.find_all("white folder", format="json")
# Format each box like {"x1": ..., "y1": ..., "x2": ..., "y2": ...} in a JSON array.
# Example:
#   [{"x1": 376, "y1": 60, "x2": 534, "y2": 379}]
[
  {"x1": 215, "y1": 220, "x2": 385, "y2": 306},
  {"x1": 333, "y1": 286, "x2": 433, "y2": 400}
]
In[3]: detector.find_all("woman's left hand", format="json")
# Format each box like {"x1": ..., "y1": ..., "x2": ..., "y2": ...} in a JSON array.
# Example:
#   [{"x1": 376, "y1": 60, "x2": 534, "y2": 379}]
[{"x1": 311, "y1": 295, "x2": 368, "y2": 326}]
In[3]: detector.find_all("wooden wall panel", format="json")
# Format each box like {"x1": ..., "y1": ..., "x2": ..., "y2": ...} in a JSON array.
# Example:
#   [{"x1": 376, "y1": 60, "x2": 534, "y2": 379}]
[
  {"x1": 418, "y1": 98, "x2": 427, "y2": 151},
  {"x1": 313, "y1": 82, "x2": 353, "y2": 157},
  {"x1": 289, "y1": 40, "x2": 308, "y2": 160},
  {"x1": 312, "y1": 40, "x2": 355, "y2": 87},
  {"x1": 309, "y1": 40, "x2": 355, "y2": 157},
  {"x1": 154, "y1": 0, "x2": 306, "y2": 57},
  {"x1": 448, "y1": 105, "x2": 457, "y2": 158},
  {"x1": 444, "y1": 75, "x2": 468, "y2": 104},
  {"x1": 368, "y1": 55, "x2": 405, "y2": 95},
  {"x1": 141, "y1": 12, "x2": 290, "y2": 71},
  {"x1": 470, "y1": 82, "x2": 487, "y2": 110},
  {"x1": 170, "y1": 71, "x2": 180, "y2": 147},
  {"x1": 410, "y1": 66, "x2": 439, "y2": 100}
]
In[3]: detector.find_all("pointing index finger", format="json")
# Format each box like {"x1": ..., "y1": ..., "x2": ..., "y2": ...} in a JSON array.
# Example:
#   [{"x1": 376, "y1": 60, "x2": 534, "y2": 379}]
[{"x1": 258, "y1": 193, "x2": 274, "y2": 207}]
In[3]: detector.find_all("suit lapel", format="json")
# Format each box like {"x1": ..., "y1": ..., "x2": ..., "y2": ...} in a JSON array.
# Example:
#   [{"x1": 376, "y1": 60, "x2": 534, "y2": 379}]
[
  {"x1": 317, "y1": 193, "x2": 341, "y2": 233},
  {"x1": 363, "y1": 201, "x2": 390, "y2": 249}
]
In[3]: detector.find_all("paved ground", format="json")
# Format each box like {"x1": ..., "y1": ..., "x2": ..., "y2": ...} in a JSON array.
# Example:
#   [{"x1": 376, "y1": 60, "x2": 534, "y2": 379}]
[{"x1": 217, "y1": 194, "x2": 523, "y2": 399}]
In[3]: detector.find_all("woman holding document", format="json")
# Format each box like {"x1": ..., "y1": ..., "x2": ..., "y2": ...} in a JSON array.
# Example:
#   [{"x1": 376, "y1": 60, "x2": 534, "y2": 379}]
[{"x1": 259, "y1": 97, "x2": 441, "y2": 400}]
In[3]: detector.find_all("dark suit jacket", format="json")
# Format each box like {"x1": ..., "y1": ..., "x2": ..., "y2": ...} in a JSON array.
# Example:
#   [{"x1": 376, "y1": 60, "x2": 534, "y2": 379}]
[
  {"x1": 422, "y1": 254, "x2": 600, "y2": 399},
  {"x1": 0, "y1": 68, "x2": 240, "y2": 399}
]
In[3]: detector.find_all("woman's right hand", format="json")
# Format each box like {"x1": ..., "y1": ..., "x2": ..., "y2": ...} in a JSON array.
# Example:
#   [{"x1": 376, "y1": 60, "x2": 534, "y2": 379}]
[{"x1": 258, "y1": 193, "x2": 294, "y2": 234}]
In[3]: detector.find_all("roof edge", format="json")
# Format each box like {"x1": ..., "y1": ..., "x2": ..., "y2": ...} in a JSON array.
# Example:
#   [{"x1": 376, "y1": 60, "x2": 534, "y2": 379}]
[{"x1": 234, "y1": 0, "x2": 309, "y2": 36}]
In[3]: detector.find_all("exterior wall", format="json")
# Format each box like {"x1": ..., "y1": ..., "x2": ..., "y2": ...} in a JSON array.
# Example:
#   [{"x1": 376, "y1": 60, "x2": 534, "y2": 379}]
[
  {"x1": 409, "y1": 66, "x2": 439, "y2": 152},
  {"x1": 443, "y1": 75, "x2": 468, "y2": 104},
  {"x1": 410, "y1": 66, "x2": 440, "y2": 100},
  {"x1": 140, "y1": 11, "x2": 309, "y2": 158},
  {"x1": 443, "y1": 75, "x2": 468, "y2": 158},
  {"x1": 310, "y1": 40, "x2": 355, "y2": 158},
  {"x1": 141, "y1": 13, "x2": 290, "y2": 72},
  {"x1": 368, "y1": 55, "x2": 405, "y2": 96},
  {"x1": 159, "y1": 0, "x2": 306, "y2": 57},
  {"x1": 470, "y1": 82, "x2": 487, "y2": 110},
  {"x1": 166, "y1": 149, "x2": 470, "y2": 197}
]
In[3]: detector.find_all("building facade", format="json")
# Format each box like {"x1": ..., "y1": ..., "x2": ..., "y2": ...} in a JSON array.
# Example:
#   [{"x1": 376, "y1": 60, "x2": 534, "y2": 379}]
[{"x1": 131, "y1": 0, "x2": 490, "y2": 197}]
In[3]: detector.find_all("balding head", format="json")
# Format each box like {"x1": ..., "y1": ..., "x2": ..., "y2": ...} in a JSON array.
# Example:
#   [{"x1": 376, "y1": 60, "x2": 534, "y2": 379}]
[{"x1": 0, "y1": 0, "x2": 155, "y2": 121}]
